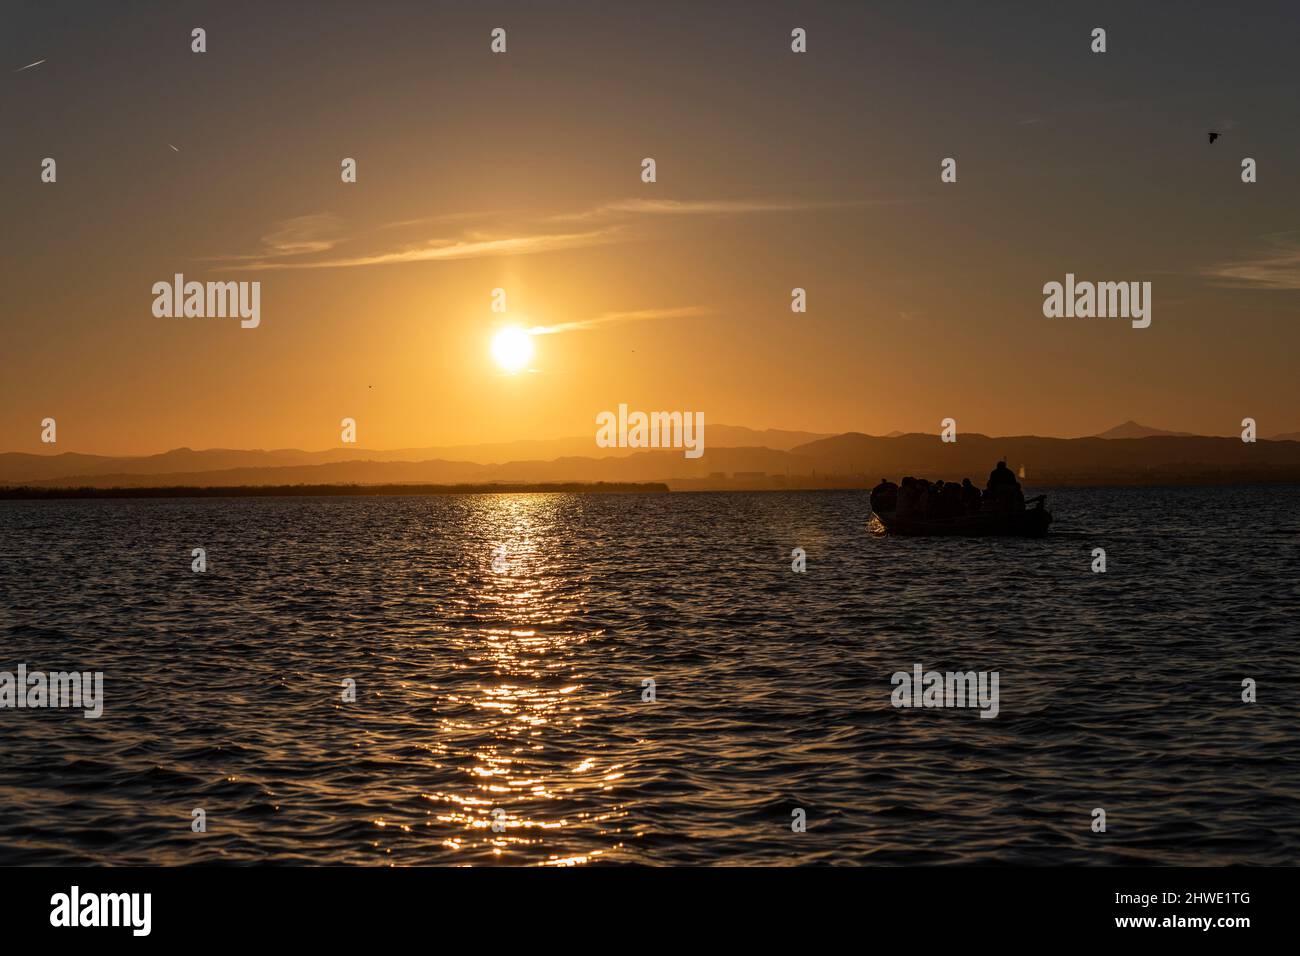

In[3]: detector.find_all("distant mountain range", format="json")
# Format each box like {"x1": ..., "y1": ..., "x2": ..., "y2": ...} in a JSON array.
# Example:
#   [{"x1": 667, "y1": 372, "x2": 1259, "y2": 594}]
[
  {"x1": 2, "y1": 423, "x2": 1297, "y2": 490},
  {"x1": 0, "y1": 424, "x2": 833, "y2": 485},
  {"x1": 1092, "y1": 420, "x2": 1201, "y2": 439},
  {"x1": 783, "y1": 431, "x2": 1300, "y2": 486}
]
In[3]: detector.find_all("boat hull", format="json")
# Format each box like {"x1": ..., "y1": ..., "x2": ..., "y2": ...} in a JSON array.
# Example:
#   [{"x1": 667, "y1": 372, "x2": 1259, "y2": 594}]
[{"x1": 873, "y1": 507, "x2": 1052, "y2": 537}]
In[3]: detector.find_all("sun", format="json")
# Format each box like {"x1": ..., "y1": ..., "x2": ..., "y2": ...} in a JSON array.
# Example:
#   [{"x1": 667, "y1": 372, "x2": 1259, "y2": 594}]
[{"x1": 491, "y1": 326, "x2": 535, "y2": 373}]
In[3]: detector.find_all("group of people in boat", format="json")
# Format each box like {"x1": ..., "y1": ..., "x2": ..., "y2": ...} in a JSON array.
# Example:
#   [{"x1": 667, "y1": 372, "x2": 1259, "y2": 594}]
[{"x1": 870, "y1": 461, "x2": 1026, "y2": 519}]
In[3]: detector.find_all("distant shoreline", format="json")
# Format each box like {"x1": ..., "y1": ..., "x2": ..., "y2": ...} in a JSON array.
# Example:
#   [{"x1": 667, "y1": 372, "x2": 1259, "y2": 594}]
[
  {"x1": 0, "y1": 482, "x2": 670, "y2": 500},
  {"x1": 4, "y1": 476, "x2": 1300, "y2": 500}
]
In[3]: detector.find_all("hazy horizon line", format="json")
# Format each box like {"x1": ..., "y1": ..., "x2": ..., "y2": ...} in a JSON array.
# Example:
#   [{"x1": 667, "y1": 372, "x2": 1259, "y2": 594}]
[{"x1": 6, "y1": 422, "x2": 1295, "y2": 460}]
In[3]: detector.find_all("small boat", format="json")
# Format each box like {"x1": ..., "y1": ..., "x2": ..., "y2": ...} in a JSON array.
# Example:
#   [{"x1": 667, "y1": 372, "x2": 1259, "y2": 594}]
[{"x1": 873, "y1": 496, "x2": 1052, "y2": 537}]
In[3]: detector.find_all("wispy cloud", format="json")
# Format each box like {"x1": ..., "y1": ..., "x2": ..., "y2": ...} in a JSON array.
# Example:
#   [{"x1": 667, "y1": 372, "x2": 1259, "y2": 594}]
[
  {"x1": 1203, "y1": 233, "x2": 1300, "y2": 290},
  {"x1": 221, "y1": 194, "x2": 889, "y2": 271},
  {"x1": 233, "y1": 225, "x2": 623, "y2": 271},
  {"x1": 550, "y1": 196, "x2": 897, "y2": 221},
  {"x1": 206, "y1": 214, "x2": 348, "y2": 265},
  {"x1": 527, "y1": 305, "x2": 713, "y2": 336},
  {"x1": 262, "y1": 215, "x2": 344, "y2": 256}
]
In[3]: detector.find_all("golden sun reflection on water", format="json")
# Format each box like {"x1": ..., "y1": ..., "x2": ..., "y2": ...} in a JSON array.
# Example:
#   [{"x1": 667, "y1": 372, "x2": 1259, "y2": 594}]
[{"x1": 421, "y1": 493, "x2": 628, "y2": 865}]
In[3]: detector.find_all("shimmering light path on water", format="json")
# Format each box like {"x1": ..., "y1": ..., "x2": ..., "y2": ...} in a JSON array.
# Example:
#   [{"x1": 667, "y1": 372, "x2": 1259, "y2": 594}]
[{"x1": 1, "y1": 487, "x2": 1297, "y2": 864}]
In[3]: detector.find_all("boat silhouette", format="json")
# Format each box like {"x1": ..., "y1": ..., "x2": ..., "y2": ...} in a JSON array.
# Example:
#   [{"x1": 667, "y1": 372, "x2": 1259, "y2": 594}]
[
  {"x1": 869, "y1": 464, "x2": 1052, "y2": 537},
  {"x1": 872, "y1": 496, "x2": 1052, "y2": 537}
]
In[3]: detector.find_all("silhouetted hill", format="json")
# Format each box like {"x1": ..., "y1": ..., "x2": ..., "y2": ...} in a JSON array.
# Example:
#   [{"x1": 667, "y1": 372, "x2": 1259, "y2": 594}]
[
  {"x1": 0, "y1": 424, "x2": 830, "y2": 484},
  {"x1": 5, "y1": 432, "x2": 1300, "y2": 491},
  {"x1": 12, "y1": 447, "x2": 801, "y2": 489},
  {"x1": 1094, "y1": 420, "x2": 1201, "y2": 439},
  {"x1": 788, "y1": 433, "x2": 1300, "y2": 484}
]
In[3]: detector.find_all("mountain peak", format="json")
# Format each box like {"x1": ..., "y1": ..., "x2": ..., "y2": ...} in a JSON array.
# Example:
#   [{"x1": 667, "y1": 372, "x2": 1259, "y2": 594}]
[{"x1": 1094, "y1": 421, "x2": 1200, "y2": 439}]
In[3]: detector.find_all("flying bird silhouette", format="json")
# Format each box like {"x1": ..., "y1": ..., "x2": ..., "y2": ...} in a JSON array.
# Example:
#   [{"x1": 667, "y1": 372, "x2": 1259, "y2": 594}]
[{"x1": 1208, "y1": 131, "x2": 1221, "y2": 144}]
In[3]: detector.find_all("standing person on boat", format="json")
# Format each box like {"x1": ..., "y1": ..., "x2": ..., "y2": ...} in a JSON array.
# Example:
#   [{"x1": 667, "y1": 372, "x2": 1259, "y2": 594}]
[
  {"x1": 986, "y1": 460, "x2": 1017, "y2": 491},
  {"x1": 986, "y1": 460, "x2": 1024, "y2": 513}
]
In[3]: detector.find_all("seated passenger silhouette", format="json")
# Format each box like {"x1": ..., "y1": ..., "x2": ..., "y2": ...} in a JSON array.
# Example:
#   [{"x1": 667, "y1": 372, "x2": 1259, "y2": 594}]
[
  {"x1": 931, "y1": 480, "x2": 948, "y2": 518},
  {"x1": 951, "y1": 482, "x2": 965, "y2": 516},
  {"x1": 870, "y1": 478, "x2": 898, "y2": 514},
  {"x1": 896, "y1": 477, "x2": 918, "y2": 517},
  {"x1": 916, "y1": 479, "x2": 933, "y2": 517}
]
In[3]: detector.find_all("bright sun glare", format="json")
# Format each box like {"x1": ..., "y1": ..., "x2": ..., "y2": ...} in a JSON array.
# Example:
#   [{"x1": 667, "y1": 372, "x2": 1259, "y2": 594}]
[{"x1": 491, "y1": 326, "x2": 535, "y2": 373}]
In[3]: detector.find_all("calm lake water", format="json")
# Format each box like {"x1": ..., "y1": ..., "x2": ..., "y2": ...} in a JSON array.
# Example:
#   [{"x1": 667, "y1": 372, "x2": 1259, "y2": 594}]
[{"x1": 1, "y1": 487, "x2": 1297, "y2": 865}]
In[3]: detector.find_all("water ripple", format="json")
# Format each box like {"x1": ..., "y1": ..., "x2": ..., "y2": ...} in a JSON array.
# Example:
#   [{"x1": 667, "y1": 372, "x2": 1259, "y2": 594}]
[{"x1": 1, "y1": 487, "x2": 1297, "y2": 865}]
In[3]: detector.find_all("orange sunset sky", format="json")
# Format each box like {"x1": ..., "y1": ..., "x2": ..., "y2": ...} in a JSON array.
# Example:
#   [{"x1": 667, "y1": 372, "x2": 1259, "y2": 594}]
[{"x1": 3, "y1": 1, "x2": 1298, "y2": 456}]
